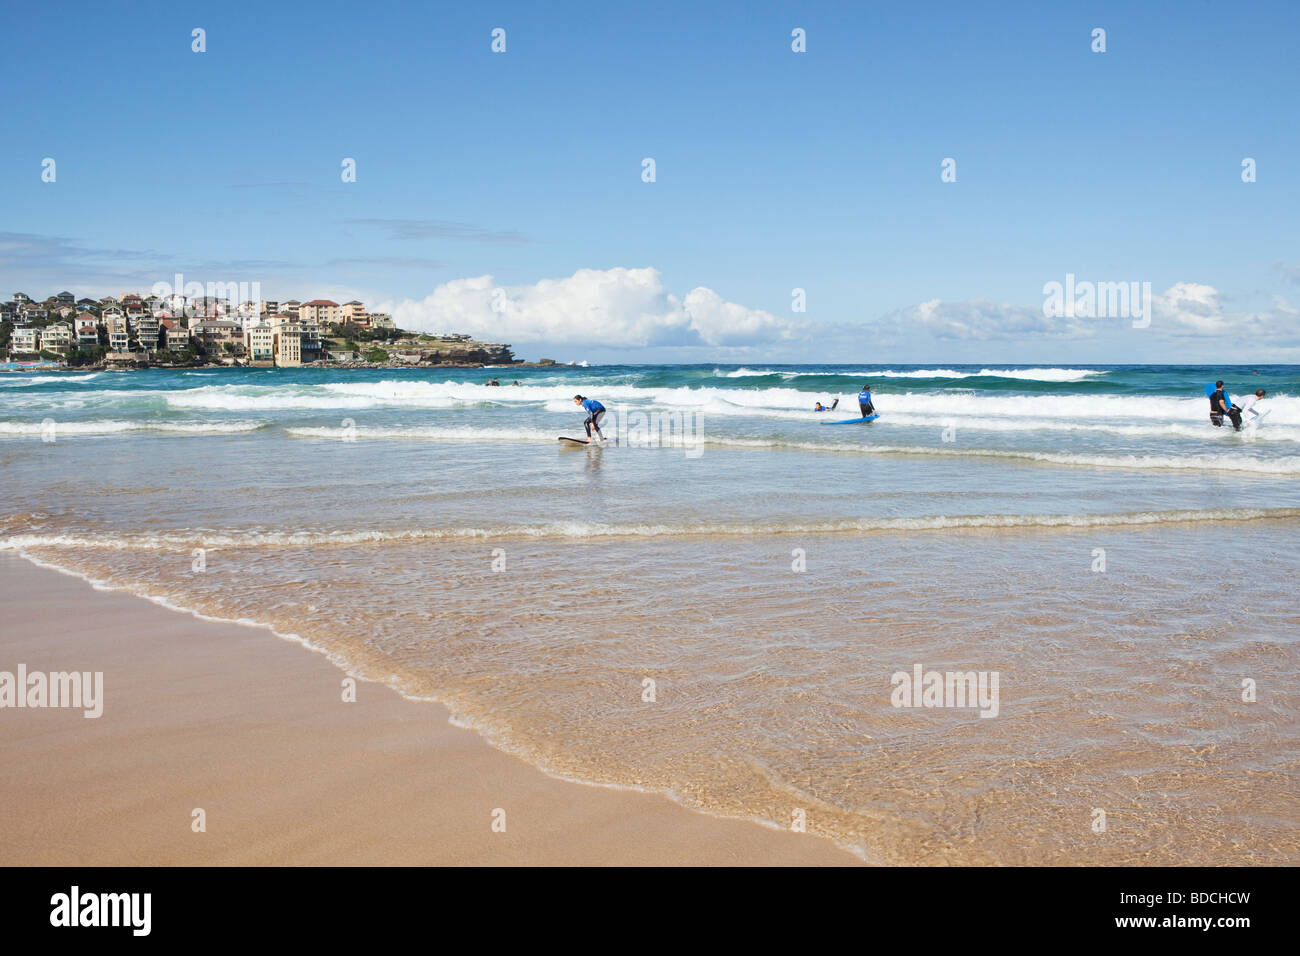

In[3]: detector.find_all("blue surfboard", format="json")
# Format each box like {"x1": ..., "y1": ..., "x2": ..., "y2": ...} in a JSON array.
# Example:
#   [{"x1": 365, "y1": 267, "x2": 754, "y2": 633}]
[
  {"x1": 1204, "y1": 383, "x2": 1231, "y2": 406},
  {"x1": 820, "y1": 414, "x2": 879, "y2": 425}
]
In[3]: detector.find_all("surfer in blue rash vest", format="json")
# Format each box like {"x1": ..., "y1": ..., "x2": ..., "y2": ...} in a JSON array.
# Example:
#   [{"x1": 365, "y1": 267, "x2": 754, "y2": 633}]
[
  {"x1": 857, "y1": 384, "x2": 875, "y2": 419},
  {"x1": 814, "y1": 399, "x2": 839, "y2": 412},
  {"x1": 574, "y1": 395, "x2": 606, "y2": 441}
]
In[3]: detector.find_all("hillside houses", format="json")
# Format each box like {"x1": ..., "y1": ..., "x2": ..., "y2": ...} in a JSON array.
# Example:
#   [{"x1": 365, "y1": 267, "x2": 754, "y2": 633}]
[{"x1": 3, "y1": 287, "x2": 514, "y2": 368}]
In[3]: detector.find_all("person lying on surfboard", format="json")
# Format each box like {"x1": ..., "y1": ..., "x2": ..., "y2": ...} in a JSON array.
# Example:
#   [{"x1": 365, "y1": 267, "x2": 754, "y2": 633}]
[
  {"x1": 814, "y1": 399, "x2": 839, "y2": 412},
  {"x1": 574, "y1": 395, "x2": 606, "y2": 441},
  {"x1": 858, "y1": 384, "x2": 875, "y2": 419}
]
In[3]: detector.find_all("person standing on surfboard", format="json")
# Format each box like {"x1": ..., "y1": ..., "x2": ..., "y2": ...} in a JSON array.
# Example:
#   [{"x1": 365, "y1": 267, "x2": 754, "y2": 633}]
[
  {"x1": 857, "y1": 384, "x2": 875, "y2": 419},
  {"x1": 574, "y1": 395, "x2": 606, "y2": 441},
  {"x1": 1209, "y1": 381, "x2": 1241, "y2": 430}
]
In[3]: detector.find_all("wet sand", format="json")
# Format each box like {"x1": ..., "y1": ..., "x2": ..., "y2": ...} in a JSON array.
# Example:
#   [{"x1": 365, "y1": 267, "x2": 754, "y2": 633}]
[{"x1": 0, "y1": 553, "x2": 854, "y2": 866}]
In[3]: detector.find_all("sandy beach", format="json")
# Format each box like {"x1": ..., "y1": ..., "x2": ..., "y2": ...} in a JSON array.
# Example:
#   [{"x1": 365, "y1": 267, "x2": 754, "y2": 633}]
[{"x1": 0, "y1": 553, "x2": 854, "y2": 866}]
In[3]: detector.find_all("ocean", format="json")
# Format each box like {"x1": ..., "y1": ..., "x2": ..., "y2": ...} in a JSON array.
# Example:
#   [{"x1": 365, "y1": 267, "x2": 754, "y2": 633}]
[{"x1": 3, "y1": 363, "x2": 1297, "y2": 863}]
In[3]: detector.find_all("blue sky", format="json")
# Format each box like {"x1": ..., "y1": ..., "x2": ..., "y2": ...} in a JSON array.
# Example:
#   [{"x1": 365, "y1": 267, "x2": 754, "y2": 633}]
[{"x1": 1, "y1": 0, "x2": 1297, "y2": 362}]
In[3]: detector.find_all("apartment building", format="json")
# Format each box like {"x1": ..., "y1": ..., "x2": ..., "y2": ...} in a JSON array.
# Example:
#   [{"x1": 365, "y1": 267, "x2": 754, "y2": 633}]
[
  {"x1": 191, "y1": 319, "x2": 241, "y2": 352},
  {"x1": 42, "y1": 322, "x2": 74, "y2": 352},
  {"x1": 132, "y1": 313, "x2": 160, "y2": 351},
  {"x1": 106, "y1": 315, "x2": 129, "y2": 352},
  {"x1": 338, "y1": 300, "x2": 367, "y2": 326},
  {"x1": 245, "y1": 323, "x2": 275, "y2": 365},
  {"x1": 11, "y1": 327, "x2": 40, "y2": 354},
  {"x1": 300, "y1": 299, "x2": 341, "y2": 326},
  {"x1": 274, "y1": 325, "x2": 302, "y2": 367}
]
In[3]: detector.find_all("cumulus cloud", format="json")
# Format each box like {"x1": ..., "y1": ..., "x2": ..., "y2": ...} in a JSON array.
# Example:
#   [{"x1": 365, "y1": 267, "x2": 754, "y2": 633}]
[
  {"x1": 374, "y1": 267, "x2": 807, "y2": 348},
  {"x1": 1151, "y1": 282, "x2": 1300, "y2": 341},
  {"x1": 1153, "y1": 282, "x2": 1225, "y2": 331}
]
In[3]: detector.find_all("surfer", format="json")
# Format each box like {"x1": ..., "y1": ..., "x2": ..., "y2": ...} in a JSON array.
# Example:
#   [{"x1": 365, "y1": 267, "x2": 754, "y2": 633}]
[
  {"x1": 814, "y1": 399, "x2": 839, "y2": 412},
  {"x1": 858, "y1": 384, "x2": 875, "y2": 419},
  {"x1": 574, "y1": 394, "x2": 606, "y2": 441},
  {"x1": 1209, "y1": 381, "x2": 1241, "y2": 430},
  {"x1": 1238, "y1": 388, "x2": 1267, "y2": 424}
]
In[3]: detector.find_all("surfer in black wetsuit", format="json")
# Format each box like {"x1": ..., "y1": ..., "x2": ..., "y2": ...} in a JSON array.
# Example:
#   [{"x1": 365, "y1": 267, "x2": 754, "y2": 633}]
[
  {"x1": 1209, "y1": 380, "x2": 1242, "y2": 430},
  {"x1": 858, "y1": 384, "x2": 875, "y2": 418}
]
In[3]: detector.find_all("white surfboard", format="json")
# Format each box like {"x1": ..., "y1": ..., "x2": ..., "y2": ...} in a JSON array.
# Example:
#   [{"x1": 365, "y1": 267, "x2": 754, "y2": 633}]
[{"x1": 1242, "y1": 408, "x2": 1271, "y2": 429}]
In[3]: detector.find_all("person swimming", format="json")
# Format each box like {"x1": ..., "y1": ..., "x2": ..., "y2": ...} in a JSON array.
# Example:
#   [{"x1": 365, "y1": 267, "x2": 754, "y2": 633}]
[
  {"x1": 573, "y1": 394, "x2": 606, "y2": 440},
  {"x1": 814, "y1": 399, "x2": 840, "y2": 412}
]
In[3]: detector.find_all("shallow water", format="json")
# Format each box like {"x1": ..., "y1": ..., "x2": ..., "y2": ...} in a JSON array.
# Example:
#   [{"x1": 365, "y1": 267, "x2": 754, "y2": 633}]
[{"x1": 3, "y1": 363, "x2": 1297, "y2": 862}]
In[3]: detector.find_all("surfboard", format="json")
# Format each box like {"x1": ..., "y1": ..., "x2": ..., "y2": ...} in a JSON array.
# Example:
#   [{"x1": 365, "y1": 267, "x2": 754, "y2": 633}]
[
  {"x1": 1204, "y1": 383, "x2": 1231, "y2": 407},
  {"x1": 820, "y1": 414, "x2": 879, "y2": 425},
  {"x1": 1243, "y1": 408, "x2": 1271, "y2": 428},
  {"x1": 558, "y1": 436, "x2": 591, "y2": 445}
]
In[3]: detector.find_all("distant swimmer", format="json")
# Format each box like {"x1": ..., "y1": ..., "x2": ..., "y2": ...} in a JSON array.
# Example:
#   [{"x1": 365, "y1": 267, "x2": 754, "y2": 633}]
[
  {"x1": 1238, "y1": 388, "x2": 1267, "y2": 424},
  {"x1": 857, "y1": 384, "x2": 875, "y2": 418},
  {"x1": 574, "y1": 394, "x2": 606, "y2": 441},
  {"x1": 814, "y1": 399, "x2": 840, "y2": 412},
  {"x1": 1209, "y1": 380, "x2": 1242, "y2": 430}
]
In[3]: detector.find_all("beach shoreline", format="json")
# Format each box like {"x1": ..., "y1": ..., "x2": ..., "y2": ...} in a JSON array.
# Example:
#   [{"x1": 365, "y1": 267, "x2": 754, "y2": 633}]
[{"x1": 0, "y1": 552, "x2": 856, "y2": 866}]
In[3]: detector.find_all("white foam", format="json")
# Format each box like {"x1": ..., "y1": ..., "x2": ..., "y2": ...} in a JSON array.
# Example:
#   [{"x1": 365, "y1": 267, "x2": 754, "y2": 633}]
[
  {"x1": 6, "y1": 507, "x2": 1297, "y2": 552},
  {"x1": 0, "y1": 419, "x2": 267, "y2": 435},
  {"x1": 0, "y1": 372, "x2": 102, "y2": 386}
]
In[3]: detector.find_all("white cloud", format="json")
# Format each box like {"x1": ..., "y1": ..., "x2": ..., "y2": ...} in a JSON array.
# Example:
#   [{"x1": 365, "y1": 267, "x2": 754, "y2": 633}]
[
  {"x1": 374, "y1": 267, "x2": 806, "y2": 348},
  {"x1": 1152, "y1": 283, "x2": 1300, "y2": 341},
  {"x1": 878, "y1": 283, "x2": 1300, "y2": 345},
  {"x1": 1153, "y1": 282, "x2": 1225, "y2": 331}
]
